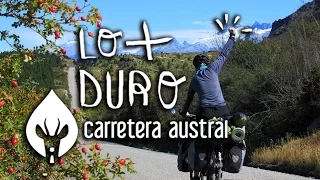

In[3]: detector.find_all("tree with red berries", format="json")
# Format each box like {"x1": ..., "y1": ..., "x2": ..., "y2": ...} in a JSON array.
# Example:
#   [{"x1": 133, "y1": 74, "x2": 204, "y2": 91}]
[
  {"x1": 0, "y1": 0, "x2": 135, "y2": 179},
  {"x1": 0, "y1": 0, "x2": 102, "y2": 57}
]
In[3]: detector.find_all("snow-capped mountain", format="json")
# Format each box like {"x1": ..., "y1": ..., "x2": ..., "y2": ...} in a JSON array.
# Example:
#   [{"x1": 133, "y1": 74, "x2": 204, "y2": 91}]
[
  {"x1": 125, "y1": 22, "x2": 272, "y2": 55},
  {"x1": 251, "y1": 21, "x2": 272, "y2": 30},
  {"x1": 60, "y1": 40, "x2": 98, "y2": 60},
  {"x1": 60, "y1": 21, "x2": 272, "y2": 60},
  {"x1": 250, "y1": 28, "x2": 271, "y2": 42},
  {"x1": 116, "y1": 45, "x2": 141, "y2": 55},
  {"x1": 182, "y1": 41, "x2": 189, "y2": 47}
]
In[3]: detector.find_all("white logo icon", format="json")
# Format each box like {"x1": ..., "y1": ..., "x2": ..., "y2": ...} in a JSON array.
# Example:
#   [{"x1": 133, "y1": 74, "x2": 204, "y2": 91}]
[
  {"x1": 215, "y1": 14, "x2": 253, "y2": 33},
  {"x1": 26, "y1": 90, "x2": 78, "y2": 164}
]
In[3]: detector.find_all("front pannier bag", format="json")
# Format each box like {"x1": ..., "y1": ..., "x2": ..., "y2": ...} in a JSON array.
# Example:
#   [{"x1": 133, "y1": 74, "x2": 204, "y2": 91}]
[{"x1": 177, "y1": 139, "x2": 190, "y2": 172}]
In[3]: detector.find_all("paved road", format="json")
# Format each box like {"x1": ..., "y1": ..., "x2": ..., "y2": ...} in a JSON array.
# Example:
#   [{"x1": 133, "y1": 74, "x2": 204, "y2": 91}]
[{"x1": 67, "y1": 67, "x2": 317, "y2": 180}]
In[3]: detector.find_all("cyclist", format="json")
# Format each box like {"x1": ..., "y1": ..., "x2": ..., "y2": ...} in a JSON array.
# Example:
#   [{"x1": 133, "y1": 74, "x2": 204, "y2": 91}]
[{"x1": 179, "y1": 27, "x2": 236, "y2": 180}]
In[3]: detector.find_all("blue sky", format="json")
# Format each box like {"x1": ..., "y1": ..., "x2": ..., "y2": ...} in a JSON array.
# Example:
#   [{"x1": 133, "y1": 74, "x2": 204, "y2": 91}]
[{"x1": 0, "y1": 0, "x2": 312, "y2": 51}]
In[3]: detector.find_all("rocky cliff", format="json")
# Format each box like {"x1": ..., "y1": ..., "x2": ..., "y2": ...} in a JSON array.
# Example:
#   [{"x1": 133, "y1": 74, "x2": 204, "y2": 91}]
[{"x1": 270, "y1": 0, "x2": 320, "y2": 37}]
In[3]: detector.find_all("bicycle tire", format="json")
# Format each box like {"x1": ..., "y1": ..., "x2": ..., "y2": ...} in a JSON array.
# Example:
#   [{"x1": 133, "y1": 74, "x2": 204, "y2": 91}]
[
  {"x1": 215, "y1": 168, "x2": 222, "y2": 180},
  {"x1": 206, "y1": 169, "x2": 214, "y2": 180}
]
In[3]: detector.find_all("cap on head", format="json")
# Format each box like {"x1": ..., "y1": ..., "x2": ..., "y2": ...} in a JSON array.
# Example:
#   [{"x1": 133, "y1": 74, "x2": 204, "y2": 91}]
[{"x1": 193, "y1": 53, "x2": 210, "y2": 69}]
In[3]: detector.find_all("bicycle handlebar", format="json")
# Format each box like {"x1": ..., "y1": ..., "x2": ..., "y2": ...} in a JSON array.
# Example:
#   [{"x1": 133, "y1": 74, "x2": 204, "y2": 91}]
[
  {"x1": 184, "y1": 112, "x2": 233, "y2": 121},
  {"x1": 175, "y1": 109, "x2": 197, "y2": 118},
  {"x1": 173, "y1": 108, "x2": 242, "y2": 123},
  {"x1": 185, "y1": 112, "x2": 196, "y2": 118}
]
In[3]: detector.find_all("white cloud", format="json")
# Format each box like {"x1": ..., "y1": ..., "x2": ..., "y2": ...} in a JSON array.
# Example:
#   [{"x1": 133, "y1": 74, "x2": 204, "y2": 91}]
[{"x1": 191, "y1": 21, "x2": 212, "y2": 26}]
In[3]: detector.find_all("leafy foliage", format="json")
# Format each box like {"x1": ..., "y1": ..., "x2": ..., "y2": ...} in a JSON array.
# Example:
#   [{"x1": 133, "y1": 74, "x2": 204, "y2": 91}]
[
  {"x1": 0, "y1": 0, "x2": 101, "y2": 54},
  {"x1": 0, "y1": 0, "x2": 136, "y2": 179}
]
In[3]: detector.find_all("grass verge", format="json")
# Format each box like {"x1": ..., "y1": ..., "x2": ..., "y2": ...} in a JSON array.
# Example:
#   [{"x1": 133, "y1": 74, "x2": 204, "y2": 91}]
[{"x1": 251, "y1": 130, "x2": 320, "y2": 178}]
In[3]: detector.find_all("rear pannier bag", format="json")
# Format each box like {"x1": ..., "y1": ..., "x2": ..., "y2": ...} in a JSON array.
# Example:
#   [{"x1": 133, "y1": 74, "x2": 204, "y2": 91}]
[
  {"x1": 187, "y1": 139, "x2": 213, "y2": 172},
  {"x1": 177, "y1": 139, "x2": 190, "y2": 172},
  {"x1": 222, "y1": 141, "x2": 246, "y2": 173}
]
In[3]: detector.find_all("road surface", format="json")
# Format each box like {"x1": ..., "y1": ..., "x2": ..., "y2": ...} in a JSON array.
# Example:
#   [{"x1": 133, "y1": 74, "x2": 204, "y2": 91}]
[{"x1": 67, "y1": 67, "x2": 317, "y2": 180}]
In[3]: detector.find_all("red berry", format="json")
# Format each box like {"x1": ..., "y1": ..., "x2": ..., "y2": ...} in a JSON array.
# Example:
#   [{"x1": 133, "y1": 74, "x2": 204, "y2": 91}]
[
  {"x1": 11, "y1": 137, "x2": 18, "y2": 146},
  {"x1": 81, "y1": 147, "x2": 87, "y2": 154},
  {"x1": 54, "y1": 30, "x2": 60, "y2": 38},
  {"x1": 53, "y1": 1, "x2": 60, "y2": 7},
  {"x1": 68, "y1": 6, "x2": 73, "y2": 12},
  {"x1": 21, "y1": 156, "x2": 26, "y2": 162},
  {"x1": 94, "y1": 144, "x2": 101, "y2": 150},
  {"x1": 8, "y1": 166, "x2": 14, "y2": 174},
  {"x1": 82, "y1": 173, "x2": 88, "y2": 180},
  {"x1": 49, "y1": 7, "x2": 56, "y2": 13},
  {"x1": 88, "y1": 32, "x2": 94, "y2": 37},
  {"x1": 58, "y1": 158, "x2": 64, "y2": 165},
  {"x1": 12, "y1": 80, "x2": 18, "y2": 87},
  {"x1": 80, "y1": 16, "x2": 86, "y2": 21},
  {"x1": 102, "y1": 160, "x2": 108, "y2": 166},
  {"x1": 74, "y1": 108, "x2": 81, "y2": 114},
  {"x1": 61, "y1": 49, "x2": 66, "y2": 55},
  {"x1": 75, "y1": 6, "x2": 81, "y2": 11},
  {"x1": 96, "y1": 13, "x2": 102, "y2": 20},
  {"x1": 119, "y1": 158, "x2": 126, "y2": 165},
  {"x1": 0, "y1": 100, "x2": 5, "y2": 107},
  {"x1": 97, "y1": 21, "x2": 101, "y2": 28},
  {"x1": 71, "y1": 17, "x2": 76, "y2": 22},
  {"x1": 37, "y1": 0, "x2": 43, "y2": 3}
]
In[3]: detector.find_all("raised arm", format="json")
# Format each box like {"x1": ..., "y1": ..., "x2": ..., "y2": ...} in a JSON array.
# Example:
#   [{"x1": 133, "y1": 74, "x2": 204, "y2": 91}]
[
  {"x1": 180, "y1": 83, "x2": 195, "y2": 116},
  {"x1": 208, "y1": 27, "x2": 236, "y2": 74}
]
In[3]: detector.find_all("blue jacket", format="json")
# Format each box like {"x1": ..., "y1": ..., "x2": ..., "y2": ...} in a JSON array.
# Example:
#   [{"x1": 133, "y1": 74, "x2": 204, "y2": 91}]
[{"x1": 182, "y1": 38, "x2": 235, "y2": 113}]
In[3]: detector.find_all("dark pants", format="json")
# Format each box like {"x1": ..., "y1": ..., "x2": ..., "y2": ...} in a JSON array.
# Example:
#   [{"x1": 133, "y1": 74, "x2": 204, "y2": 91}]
[
  {"x1": 193, "y1": 105, "x2": 230, "y2": 142},
  {"x1": 196, "y1": 105, "x2": 231, "y2": 122}
]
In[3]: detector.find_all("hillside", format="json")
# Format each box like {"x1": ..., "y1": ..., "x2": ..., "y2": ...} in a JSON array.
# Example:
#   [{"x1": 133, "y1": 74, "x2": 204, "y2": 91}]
[{"x1": 270, "y1": 0, "x2": 320, "y2": 37}]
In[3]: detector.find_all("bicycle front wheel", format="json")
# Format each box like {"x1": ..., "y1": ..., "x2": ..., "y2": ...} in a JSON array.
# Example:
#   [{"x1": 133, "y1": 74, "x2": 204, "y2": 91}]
[
  {"x1": 198, "y1": 169, "x2": 213, "y2": 180},
  {"x1": 214, "y1": 168, "x2": 222, "y2": 180}
]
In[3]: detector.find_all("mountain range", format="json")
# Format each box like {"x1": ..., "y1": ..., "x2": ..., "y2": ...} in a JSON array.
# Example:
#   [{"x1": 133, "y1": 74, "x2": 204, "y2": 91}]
[{"x1": 61, "y1": 21, "x2": 272, "y2": 60}]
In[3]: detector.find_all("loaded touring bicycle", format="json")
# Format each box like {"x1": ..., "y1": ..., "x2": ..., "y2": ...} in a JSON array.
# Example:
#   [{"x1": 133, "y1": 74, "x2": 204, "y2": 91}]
[{"x1": 177, "y1": 111, "x2": 248, "y2": 180}]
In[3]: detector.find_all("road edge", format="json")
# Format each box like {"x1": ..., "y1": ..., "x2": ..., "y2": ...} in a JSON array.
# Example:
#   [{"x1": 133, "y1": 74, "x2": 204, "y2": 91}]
[{"x1": 248, "y1": 163, "x2": 319, "y2": 179}]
